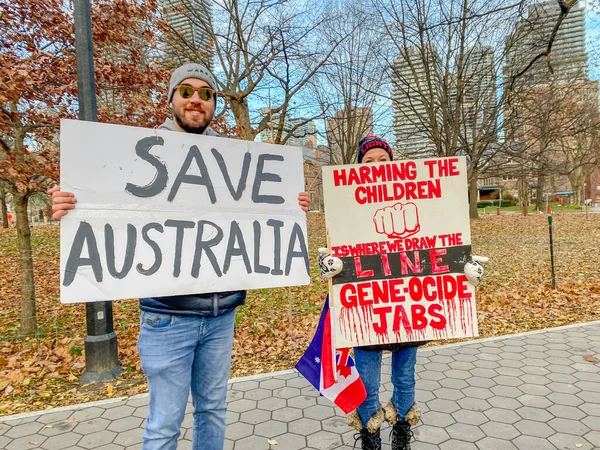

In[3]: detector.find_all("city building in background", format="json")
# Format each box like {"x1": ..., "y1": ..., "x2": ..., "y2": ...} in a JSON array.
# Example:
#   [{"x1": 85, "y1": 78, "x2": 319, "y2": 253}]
[
  {"x1": 259, "y1": 108, "x2": 317, "y2": 149},
  {"x1": 325, "y1": 107, "x2": 373, "y2": 164},
  {"x1": 505, "y1": 0, "x2": 587, "y2": 85},
  {"x1": 391, "y1": 44, "x2": 497, "y2": 158},
  {"x1": 259, "y1": 108, "x2": 321, "y2": 209},
  {"x1": 287, "y1": 118, "x2": 318, "y2": 149},
  {"x1": 391, "y1": 46, "x2": 438, "y2": 159},
  {"x1": 498, "y1": 0, "x2": 599, "y2": 207},
  {"x1": 463, "y1": 45, "x2": 497, "y2": 143},
  {"x1": 162, "y1": 0, "x2": 213, "y2": 68}
]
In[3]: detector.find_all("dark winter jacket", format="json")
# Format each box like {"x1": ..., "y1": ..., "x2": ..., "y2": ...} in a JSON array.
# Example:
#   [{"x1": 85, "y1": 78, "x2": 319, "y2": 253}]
[{"x1": 138, "y1": 119, "x2": 246, "y2": 317}]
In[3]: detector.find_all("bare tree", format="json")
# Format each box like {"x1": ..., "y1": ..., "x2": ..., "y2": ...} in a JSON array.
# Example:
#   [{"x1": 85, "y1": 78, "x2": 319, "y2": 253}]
[
  {"x1": 508, "y1": 0, "x2": 580, "y2": 90},
  {"x1": 370, "y1": 0, "x2": 530, "y2": 218},
  {"x1": 308, "y1": 1, "x2": 390, "y2": 166},
  {"x1": 370, "y1": 0, "x2": 595, "y2": 218},
  {"x1": 165, "y1": 0, "x2": 343, "y2": 142},
  {"x1": 504, "y1": 76, "x2": 599, "y2": 209},
  {"x1": 502, "y1": 0, "x2": 599, "y2": 211},
  {"x1": 503, "y1": 83, "x2": 564, "y2": 212},
  {"x1": 556, "y1": 95, "x2": 600, "y2": 205}
]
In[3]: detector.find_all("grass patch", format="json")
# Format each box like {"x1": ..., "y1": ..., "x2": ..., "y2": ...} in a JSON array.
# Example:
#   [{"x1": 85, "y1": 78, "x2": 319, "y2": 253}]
[{"x1": 478, "y1": 201, "x2": 584, "y2": 214}]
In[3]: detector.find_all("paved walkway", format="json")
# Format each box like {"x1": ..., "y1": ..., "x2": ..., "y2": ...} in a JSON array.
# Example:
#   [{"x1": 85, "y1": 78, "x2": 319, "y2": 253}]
[{"x1": 1, "y1": 321, "x2": 599, "y2": 450}]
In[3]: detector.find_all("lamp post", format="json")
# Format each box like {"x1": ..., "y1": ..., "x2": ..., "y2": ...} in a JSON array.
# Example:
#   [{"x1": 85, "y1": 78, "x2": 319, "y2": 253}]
[
  {"x1": 73, "y1": 0, "x2": 121, "y2": 383},
  {"x1": 548, "y1": 215, "x2": 555, "y2": 289}
]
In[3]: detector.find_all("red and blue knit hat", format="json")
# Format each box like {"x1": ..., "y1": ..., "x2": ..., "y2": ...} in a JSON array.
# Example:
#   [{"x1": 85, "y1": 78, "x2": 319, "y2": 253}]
[{"x1": 357, "y1": 135, "x2": 393, "y2": 163}]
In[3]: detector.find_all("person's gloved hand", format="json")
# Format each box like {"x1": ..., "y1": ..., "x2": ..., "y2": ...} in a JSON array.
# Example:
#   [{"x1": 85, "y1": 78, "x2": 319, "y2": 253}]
[
  {"x1": 464, "y1": 255, "x2": 489, "y2": 287},
  {"x1": 318, "y1": 247, "x2": 344, "y2": 279}
]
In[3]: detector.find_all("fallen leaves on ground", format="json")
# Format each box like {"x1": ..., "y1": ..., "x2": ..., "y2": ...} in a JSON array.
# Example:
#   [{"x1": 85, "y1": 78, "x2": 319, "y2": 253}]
[{"x1": 1, "y1": 212, "x2": 599, "y2": 415}]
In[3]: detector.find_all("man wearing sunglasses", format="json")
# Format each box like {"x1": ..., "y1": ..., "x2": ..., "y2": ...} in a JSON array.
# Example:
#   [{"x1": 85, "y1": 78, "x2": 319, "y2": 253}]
[
  {"x1": 162, "y1": 63, "x2": 220, "y2": 136},
  {"x1": 50, "y1": 62, "x2": 310, "y2": 450}
]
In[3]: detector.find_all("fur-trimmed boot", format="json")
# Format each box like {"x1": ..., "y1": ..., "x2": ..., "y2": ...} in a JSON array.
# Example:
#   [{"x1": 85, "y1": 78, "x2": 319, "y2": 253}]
[
  {"x1": 348, "y1": 408, "x2": 384, "y2": 450},
  {"x1": 383, "y1": 402, "x2": 420, "y2": 450}
]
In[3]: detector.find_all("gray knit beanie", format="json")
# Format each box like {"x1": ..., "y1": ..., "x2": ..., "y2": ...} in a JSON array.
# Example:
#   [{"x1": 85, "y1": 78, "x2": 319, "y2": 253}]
[{"x1": 168, "y1": 63, "x2": 218, "y2": 103}]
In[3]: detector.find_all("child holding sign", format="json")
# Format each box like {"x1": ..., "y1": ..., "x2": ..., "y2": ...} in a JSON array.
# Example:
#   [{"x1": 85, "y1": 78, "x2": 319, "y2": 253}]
[{"x1": 319, "y1": 136, "x2": 487, "y2": 450}]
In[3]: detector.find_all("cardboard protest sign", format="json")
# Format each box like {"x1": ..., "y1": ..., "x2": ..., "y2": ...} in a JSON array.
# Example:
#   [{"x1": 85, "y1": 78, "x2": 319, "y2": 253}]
[
  {"x1": 59, "y1": 119, "x2": 310, "y2": 303},
  {"x1": 322, "y1": 157, "x2": 478, "y2": 348}
]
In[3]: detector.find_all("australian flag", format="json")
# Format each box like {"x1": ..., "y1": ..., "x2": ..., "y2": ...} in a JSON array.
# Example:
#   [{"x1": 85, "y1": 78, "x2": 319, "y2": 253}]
[{"x1": 296, "y1": 296, "x2": 367, "y2": 414}]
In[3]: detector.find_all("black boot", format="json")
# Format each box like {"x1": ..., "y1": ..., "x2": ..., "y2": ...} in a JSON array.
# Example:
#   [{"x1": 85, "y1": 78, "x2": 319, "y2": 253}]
[
  {"x1": 354, "y1": 428, "x2": 382, "y2": 450},
  {"x1": 390, "y1": 420, "x2": 413, "y2": 450},
  {"x1": 349, "y1": 409, "x2": 384, "y2": 450}
]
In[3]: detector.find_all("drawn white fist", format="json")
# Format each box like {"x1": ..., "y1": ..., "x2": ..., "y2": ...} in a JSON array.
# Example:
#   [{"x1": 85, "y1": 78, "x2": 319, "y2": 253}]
[
  {"x1": 373, "y1": 202, "x2": 421, "y2": 239},
  {"x1": 318, "y1": 247, "x2": 344, "y2": 279},
  {"x1": 464, "y1": 255, "x2": 489, "y2": 287}
]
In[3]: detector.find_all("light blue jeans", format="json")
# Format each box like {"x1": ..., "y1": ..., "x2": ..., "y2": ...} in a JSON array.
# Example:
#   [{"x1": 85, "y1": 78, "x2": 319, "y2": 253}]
[
  {"x1": 354, "y1": 346, "x2": 417, "y2": 427},
  {"x1": 137, "y1": 309, "x2": 236, "y2": 450}
]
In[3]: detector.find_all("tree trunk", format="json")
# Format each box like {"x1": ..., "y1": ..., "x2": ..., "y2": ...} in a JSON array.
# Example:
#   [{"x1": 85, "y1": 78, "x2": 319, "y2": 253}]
[
  {"x1": 468, "y1": 173, "x2": 479, "y2": 219},
  {"x1": 519, "y1": 177, "x2": 529, "y2": 216},
  {"x1": 14, "y1": 191, "x2": 37, "y2": 335},
  {"x1": 573, "y1": 182, "x2": 582, "y2": 205},
  {"x1": 535, "y1": 172, "x2": 545, "y2": 212},
  {"x1": 567, "y1": 166, "x2": 583, "y2": 205},
  {"x1": 0, "y1": 185, "x2": 8, "y2": 228},
  {"x1": 228, "y1": 97, "x2": 255, "y2": 141}
]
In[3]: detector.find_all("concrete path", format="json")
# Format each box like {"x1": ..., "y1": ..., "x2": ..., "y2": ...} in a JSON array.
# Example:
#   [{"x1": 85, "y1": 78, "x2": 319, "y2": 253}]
[{"x1": 1, "y1": 321, "x2": 599, "y2": 450}]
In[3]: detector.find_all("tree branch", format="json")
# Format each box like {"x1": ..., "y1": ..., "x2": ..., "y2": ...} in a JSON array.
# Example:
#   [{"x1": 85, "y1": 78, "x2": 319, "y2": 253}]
[
  {"x1": 422, "y1": 1, "x2": 526, "y2": 31},
  {"x1": 509, "y1": 0, "x2": 578, "y2": 91},
  {"x1": 0, "y1": 137, "x2": 11, "y2": 153}
]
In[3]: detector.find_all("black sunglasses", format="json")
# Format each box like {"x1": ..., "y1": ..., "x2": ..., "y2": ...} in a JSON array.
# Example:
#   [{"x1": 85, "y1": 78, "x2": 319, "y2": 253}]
[{"x1": 177, "y1": 86, "x2": 216, "y2": 101}]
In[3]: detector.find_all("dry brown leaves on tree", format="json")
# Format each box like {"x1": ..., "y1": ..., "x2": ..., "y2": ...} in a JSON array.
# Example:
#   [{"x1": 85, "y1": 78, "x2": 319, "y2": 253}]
[{"x1": 1, "y1": 213, "x2": 599, "y2": 415}]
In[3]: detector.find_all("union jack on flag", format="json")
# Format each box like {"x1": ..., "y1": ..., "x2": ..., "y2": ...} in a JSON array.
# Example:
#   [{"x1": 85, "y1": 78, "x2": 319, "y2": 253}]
[{"x1": 296, "y1": 296, "x2": 366, "y2": 413}]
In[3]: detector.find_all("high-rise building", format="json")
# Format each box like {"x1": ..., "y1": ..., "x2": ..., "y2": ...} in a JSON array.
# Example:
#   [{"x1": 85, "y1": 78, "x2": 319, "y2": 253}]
[
  {"x1": 259, "y1": 108, "x2": 317, "y2": 148},
  {"x1": 163, "y1": 0, "x2": 213, "y2": 68},
  {"x1": 498, "y1": 1, "x2": 598, "y2": 205},
  {"x1": 287, "y1": 118, "x2": 317, "y2": 148},
  {"x1": 259, "y1": 107, "x2": 278, "y2": 143},
  {"x1": 464, "y1": 46, "x2": 497, "y2": 142},
  {"x1": 391, "y1": 44, "x2": 498, "y2": 158},
  {"x1": 258, "y1": 108, "x2": 322, "y2": 209},
  {"x1": 505, "y1": 0, "x2": 587, "y2": 85},
  {"x1": 504, "y1": 0, "x2": 592, "y2": 141},
  {"x1": 325, "y1": 107, "x2": 373, "y2": 164},
  {"x1": 391, "y1": 46, "x2": 438, "y2": 158}
]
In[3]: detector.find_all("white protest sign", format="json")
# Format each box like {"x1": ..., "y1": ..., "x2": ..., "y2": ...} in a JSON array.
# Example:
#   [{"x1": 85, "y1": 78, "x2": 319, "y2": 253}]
[
  {"x1": 59, "y1": 119, "x2": 310, "y2": 303},
  {"x1": 322, "y1": 157, "x2": 478, "y2": 348}
]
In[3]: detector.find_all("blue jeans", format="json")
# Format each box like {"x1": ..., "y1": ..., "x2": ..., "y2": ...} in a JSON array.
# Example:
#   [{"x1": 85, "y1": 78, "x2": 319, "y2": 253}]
[
  {"x1": 137, "y1": 309, "x2": 236, "y2": 450},
  {"x1": 354, "y1": 346, "x2": 417, "y2": 427}
]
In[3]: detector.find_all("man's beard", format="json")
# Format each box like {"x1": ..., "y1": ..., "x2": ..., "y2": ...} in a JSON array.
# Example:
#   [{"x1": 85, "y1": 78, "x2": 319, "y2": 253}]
[{"x1": 173, "y1": 109, "x2": 210, "y2": 135}]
